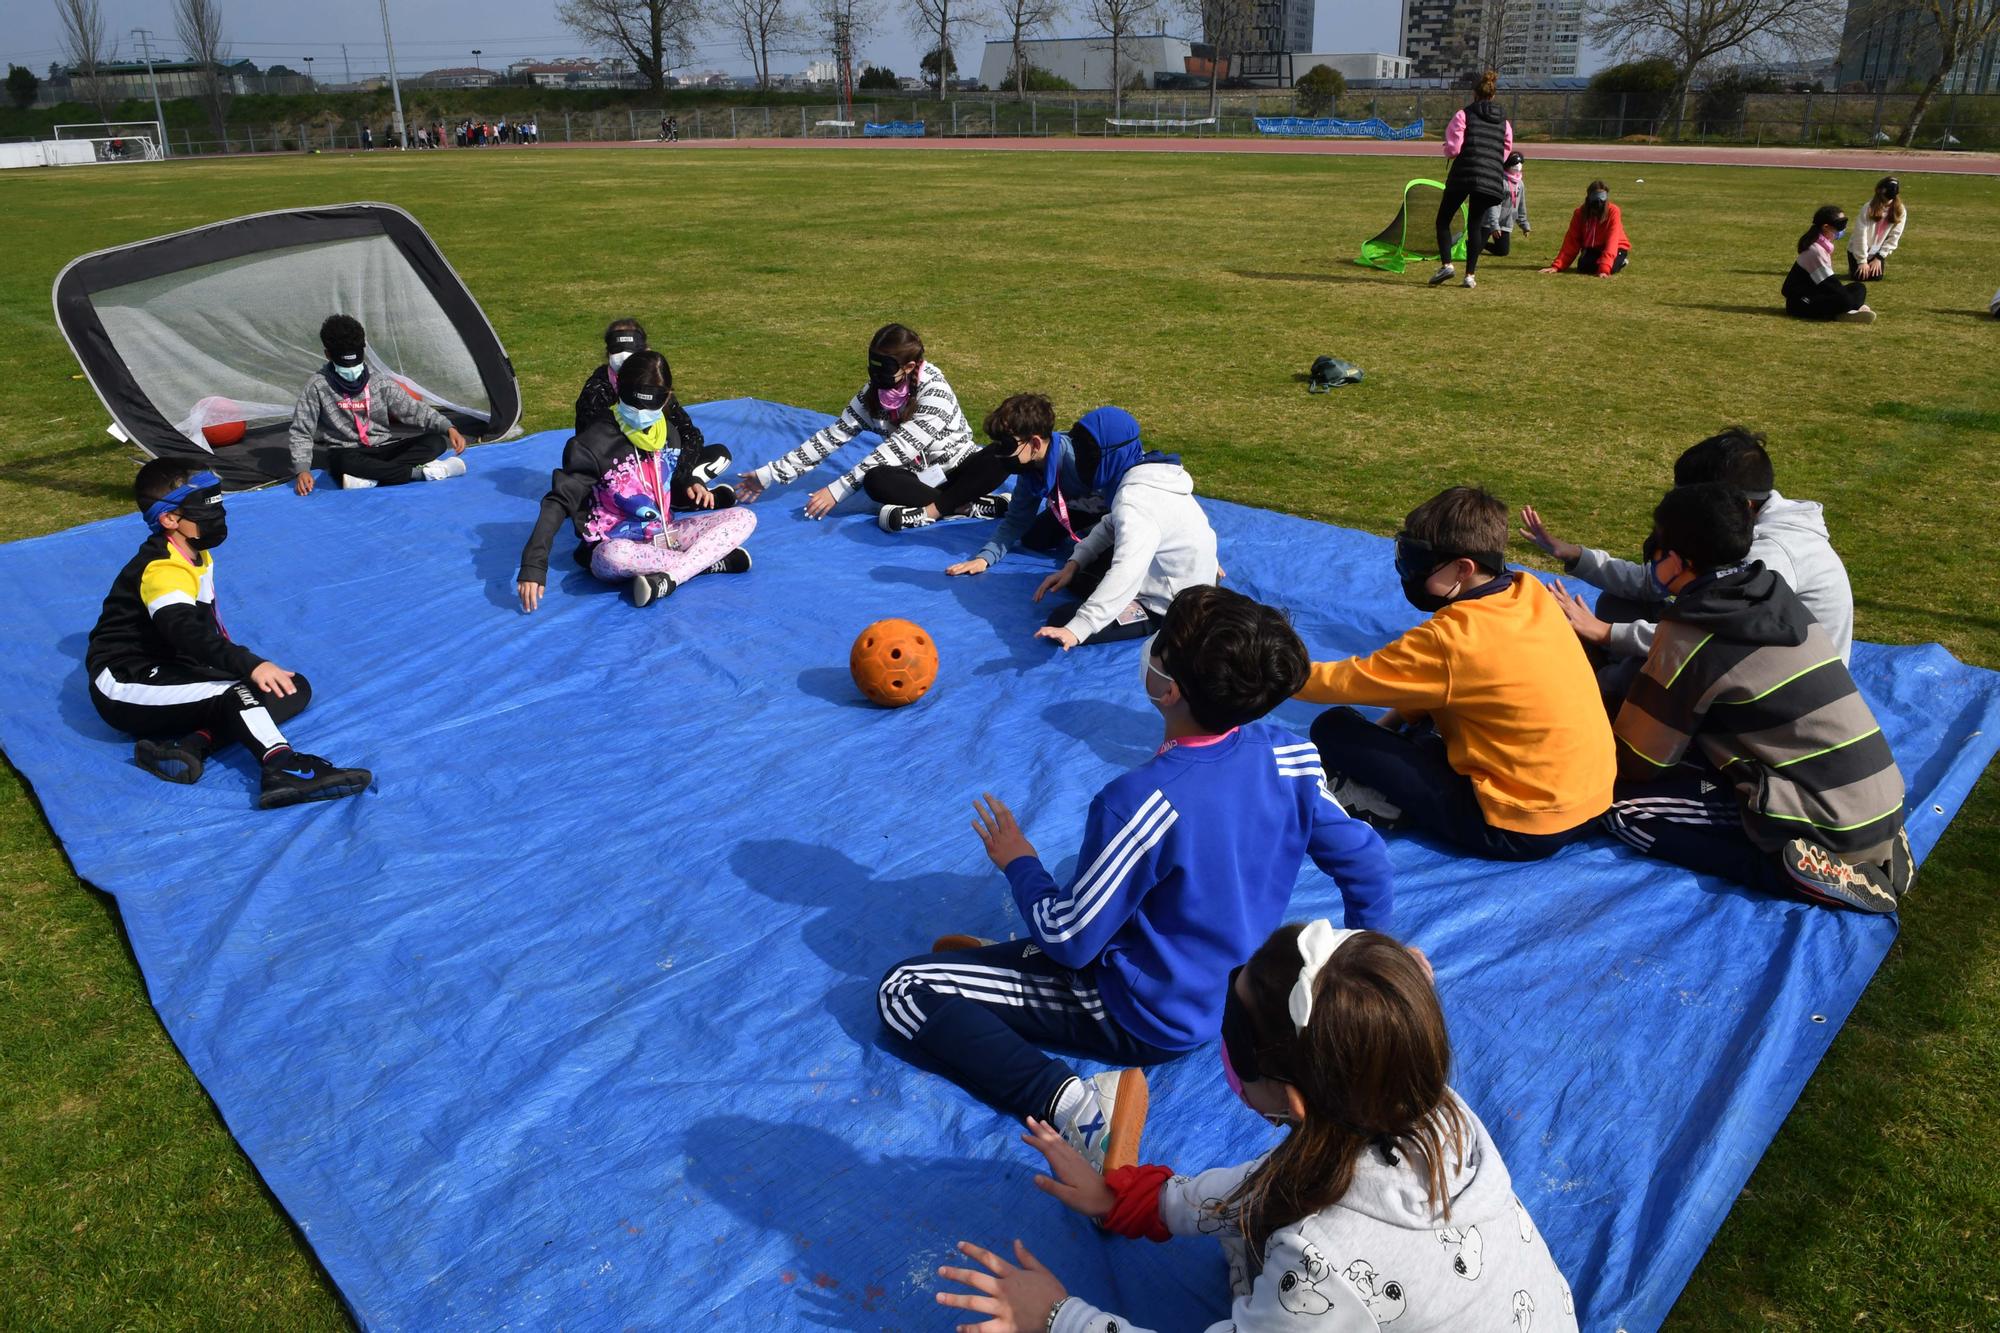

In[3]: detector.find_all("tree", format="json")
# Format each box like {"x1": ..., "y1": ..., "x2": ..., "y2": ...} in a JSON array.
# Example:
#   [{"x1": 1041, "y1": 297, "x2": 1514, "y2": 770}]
[
  {"x1": 1085, "y1": 0, "x2": 1158, "y2": 118},
  {"x1": 1294, "y1": 63, "x2": 1343, "y2": 116},
  {"x1": 912, "y1": 0, "x2": 987, "y2": 101},
  {"x1": 995, "y1": 0, "x2": 1066, "y2": 97},
  {"x1": 1581, "y1": 55, "x2": 1679, "y2": 132},
  {"x1": 53, "y1": 0, "x2": 114, "y2": 117},
  {"x1": 6, "y1": 64, "x2": 39, "y2": 109},
  {"x1": 1001, "y1": 61, "x2": 1075, "y2": 89},
  {"x1": 557, "y1": 0, "x2": 704, "y2": 94},
  {"x1": 1868, "y1": 0, "x2": 2000, "y2": 147},
  {"x1": 1452, "y1": 0, "x2": 1513, "y2": 78},
  {"x1": 1693, "y1": 64, "x2": 1780, "y2": 133},
  {"x1": 1180, "y1": 0, "x2": 1249, "y2": 116},
  {"x1": 858, "y1": 62, "x2": 898, "y2": 86},
  {"x1": 719, "y1": 0, "x2": 807, "y2": 89},
  {"x1": 1585, "y1": 0, "x2": 1829, "y2": 137},
  {"x1": 172, "y1": 0, "x2": 233, "y2": 141}
]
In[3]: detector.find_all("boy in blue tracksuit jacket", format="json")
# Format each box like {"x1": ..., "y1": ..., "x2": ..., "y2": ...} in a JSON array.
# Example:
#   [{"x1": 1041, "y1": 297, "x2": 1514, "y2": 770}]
[
  {"x1": 944, "y1": 394, "x2": 1114, "y2": 582},
  {"x1": 878, "y1": 585, "x2": 1393, "y2": 1170}
]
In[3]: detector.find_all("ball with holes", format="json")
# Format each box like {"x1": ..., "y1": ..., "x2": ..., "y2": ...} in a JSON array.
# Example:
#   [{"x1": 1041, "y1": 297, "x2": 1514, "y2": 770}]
[
  {"x1": 201, "y1": 404, "x2": 246, "y2": 447},
  {"x1": 849, "y1": 618, "x2": 938, "y2": 708}
]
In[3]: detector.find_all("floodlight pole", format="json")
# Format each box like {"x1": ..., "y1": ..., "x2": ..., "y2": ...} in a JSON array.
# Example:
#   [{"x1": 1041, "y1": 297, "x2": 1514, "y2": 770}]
[
  {"x1": 377, "y1": 0, "x2": 409, "y2": 149},
  {"x1": 131, "y1": 28, "x2": 171, "y2": 158}
]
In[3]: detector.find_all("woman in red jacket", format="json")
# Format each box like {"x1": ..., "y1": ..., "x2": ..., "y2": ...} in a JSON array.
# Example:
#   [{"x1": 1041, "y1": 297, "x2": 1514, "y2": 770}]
[{"x1": 1542, "y1": 180, "x2": 1632, "y2": 277}]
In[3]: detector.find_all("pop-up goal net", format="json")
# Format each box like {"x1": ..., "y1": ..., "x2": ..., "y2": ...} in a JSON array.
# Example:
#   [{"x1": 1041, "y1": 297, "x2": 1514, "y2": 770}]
[
  {"x1": 52, "y1": 121, "x2": 167, "y2": 163},
  {"x1": 1357, "y1": 178, "x2": 1468, "y2": 273}
]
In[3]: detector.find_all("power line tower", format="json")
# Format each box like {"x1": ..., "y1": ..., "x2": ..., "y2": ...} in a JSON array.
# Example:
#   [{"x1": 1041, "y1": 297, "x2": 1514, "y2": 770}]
[
  {"x1": 130, "y1": 27, "x2": 171, "y2": 157},
  {"x1": 831, "y1": 9, "x2": 855, "y2": 123}
]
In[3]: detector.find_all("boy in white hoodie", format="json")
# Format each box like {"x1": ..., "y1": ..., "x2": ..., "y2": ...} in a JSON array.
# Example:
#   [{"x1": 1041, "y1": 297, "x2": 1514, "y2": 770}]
[
  {"x1": 939, "y1": 923, "x2": 1576, "y2": 1333},
  {"x1": 1522, "y1": 427, "x2": 1855, "y2": 698},
  {"x1": 1031, "y1": 407, "x2": 1219, "y2": 650}
]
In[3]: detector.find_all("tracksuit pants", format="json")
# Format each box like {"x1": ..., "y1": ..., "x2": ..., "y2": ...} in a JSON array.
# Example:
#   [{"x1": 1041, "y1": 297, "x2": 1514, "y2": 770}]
[
  {"x1": 90, "y1": 664, "x2": 311, "y2": 760},
  {"x1": 862, "y1": 445, "x2": 1017, "y2": 514},
  {"x1": 877, "y1": 939, "x2": 1181, "y2": 1121},
  {"x1": 327, "y1": 432, "x2": 450, "y2": 485}
]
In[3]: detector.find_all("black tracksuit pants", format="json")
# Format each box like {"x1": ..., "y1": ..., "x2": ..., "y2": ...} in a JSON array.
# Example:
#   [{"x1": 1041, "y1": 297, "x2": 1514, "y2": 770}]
[{"x1": 90, "y1": 664, "x2": 312, "y2": 759}]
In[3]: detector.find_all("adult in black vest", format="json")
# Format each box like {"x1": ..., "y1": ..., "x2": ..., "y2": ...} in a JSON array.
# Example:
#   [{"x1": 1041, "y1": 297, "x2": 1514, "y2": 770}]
[{"x1": 1431, "y1": 69, "x2": 1513, "y2": 290}]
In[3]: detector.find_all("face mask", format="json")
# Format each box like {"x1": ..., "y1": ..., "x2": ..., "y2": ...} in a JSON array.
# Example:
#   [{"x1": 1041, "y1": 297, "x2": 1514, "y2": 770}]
[
  {"x1": 607, "y1": 350, "x2": 633, "y2": 374},
  {"x1": 876, "y1": 378, "x2": 913, "y2": 414},
  {"x1": 1589, "y1": 191, "x2": 1609, "y2": 205},
  {"x1": 183, "y1": 508, "x2": 228, "y2": 550},
  {"x1": 1645, "y1": 538, "x2": 1681, "y2": 599},
  {"x1": 1140, "y1": 634, "x2": 1174, "y2": 704},
  {"x1": 1835, "y1": 227, "x2": 1847, "y2": 239},
  {"x1": 1401, "y1": 574, "x2": 1456, "y2": 615},
  {"x1": 615, "y1": 400, "x2": 664, "y2": 432},
  {"x1": 333, "y1": 362, "x2": 365, "y2": 382}
]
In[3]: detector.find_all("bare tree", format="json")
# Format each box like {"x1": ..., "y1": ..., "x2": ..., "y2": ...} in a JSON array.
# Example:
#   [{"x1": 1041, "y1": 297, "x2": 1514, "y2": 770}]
[
  {"x1": 813, "y1": 0, "x2": 878, "y2": 107},
  {"x1": 1587, "y1": 0, "x2": 1828, "y2": 137},
  {"x1": 1180, "y1": 0, "x2": 1248, "y2": 116},
  {"x1": 53, "y1": 0, "x2": 113, "y2": 117},
  {"x1": 172, "y1": 0, "x2": 232, "y2": 140},
  {"x1": 996, "y1": 0, "x2": 1067, "y2": 96},
  {"x1": 1469, "y1": 0, "x2": 1513, "y2": 73},
  {"x1": 1087, "y1": 0, "x2": 1158, "y2": 118},
  {"x1": 558, "y1": 0, "x2": 705, "y2": 94},
  {"x1": 720, "y1": 0, "x2": 807, "y2": 88},
  {"x1": 912, "y1": 0, "x2": 989, "y2": 101},
  {"x1": 1871, "y1": 0, "x2": 2000, "y2": 146}
]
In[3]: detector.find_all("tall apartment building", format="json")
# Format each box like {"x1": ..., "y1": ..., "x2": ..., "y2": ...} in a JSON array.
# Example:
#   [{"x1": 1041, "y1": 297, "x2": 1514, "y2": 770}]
[
  {"x1": 1837, "y1": 0, "x2": 2000, "y2": 93},
  {"x1": 1400, "y1": 0, "x2": 1581, "y2": 81}
]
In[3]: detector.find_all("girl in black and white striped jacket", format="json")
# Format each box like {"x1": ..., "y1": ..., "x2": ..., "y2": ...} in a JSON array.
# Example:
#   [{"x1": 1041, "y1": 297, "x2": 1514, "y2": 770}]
[{"x1": 736, "y1": 323, "x2": 979, "y2": 520}]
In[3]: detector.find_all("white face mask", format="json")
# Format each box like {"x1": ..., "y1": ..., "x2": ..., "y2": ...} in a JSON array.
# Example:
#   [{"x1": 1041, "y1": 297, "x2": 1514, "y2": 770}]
[
  {"x1": 1140, "y1": 633, "x2": 1173, "y2": 704},
  {"x1": 333, "y1": 362, "x2": 365, "y2": 382},
  {"x1": 607, "y1": 350, "x2": 633, "y2": 374}
]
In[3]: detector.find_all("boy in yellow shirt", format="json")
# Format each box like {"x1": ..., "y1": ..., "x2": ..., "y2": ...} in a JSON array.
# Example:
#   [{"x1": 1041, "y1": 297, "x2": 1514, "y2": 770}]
[{"x1": 1298, "y1": 486, "x2": 1614, "y2": 860}]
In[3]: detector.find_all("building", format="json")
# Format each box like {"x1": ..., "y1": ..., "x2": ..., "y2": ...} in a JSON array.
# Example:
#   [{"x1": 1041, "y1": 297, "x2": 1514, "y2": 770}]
[
  {"x1": 1293, "y1": 52, "x2": 1415, "y2": 82},
  {"x1": 1399, "y1": 0, "x2": 1580, "y2": 82},
  {"x1": 1498, "y1": 0, "x2": 1582, "y2": 82},
  {"x1": 805, "y1": 58, "x2": 840, "y2": 83},
  {"x1": 976, "y1": 34, "x2": 1199, "y2": 91},
  {"x1": 59, "y1": 58, "x2": 260, "y2": 103},
  {"x1": 1837, "y1": 0, "x2": 2000, "y2": 93},
  {"x1": 418, "y1": 66, "x2": 500, "y2": 89}
]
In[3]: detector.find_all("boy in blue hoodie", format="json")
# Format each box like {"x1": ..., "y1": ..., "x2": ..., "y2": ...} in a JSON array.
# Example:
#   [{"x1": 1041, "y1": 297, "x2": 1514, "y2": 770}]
[
  {"x1": 944, "y1": 394, "x2": 1109, "y2": 583},
  {"x1": 877, "y1": 585, "x2": 1394, "y2": 1171}
]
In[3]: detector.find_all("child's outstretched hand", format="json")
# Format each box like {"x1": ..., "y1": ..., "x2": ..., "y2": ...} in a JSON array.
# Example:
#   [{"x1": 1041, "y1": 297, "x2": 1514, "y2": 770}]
[
  {"x1": 803, "y1": 486, "x2": 838, "y2": 519},
  {"x1": 1021, "y1": 1117, "x2": 1115, "y2": 1220},
  {"x1": 936, "y1": 1239, "x2": 1068, "y2": 1333},
  {"x1": 1033, "y1": 562, "x2": 1077, "y2": 603},
  {"x1": 1546, "y1": 578, "x2": 1612, "y2": 646},
  {"x1": 735, "y1": 472, "x2": 766, "y2": 502},
  {"x1": 1517, "y1": 505, "x2": 1581, "y2": 563},
  {"x1": 1034, "y1": 625, "x2": 1081, "y2": 652},
  {"x1": 294, "y1": 471, "x2": 315, "y2": 497},
  {"x1": 972, "y1": 793, "x2": 1037, "y2": 869}
]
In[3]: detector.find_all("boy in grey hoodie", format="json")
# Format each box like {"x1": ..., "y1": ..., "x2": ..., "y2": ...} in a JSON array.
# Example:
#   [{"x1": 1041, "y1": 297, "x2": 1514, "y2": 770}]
[
  {"x1": 287, "y1": 315, "x2": 467, "y2": 496},
  {"x1": 940, "y1": 924, "x2": 1576, "y2": 1333},
  {"x1": 1521, "y1": 428, "x2": 1854, "y2": 688}
]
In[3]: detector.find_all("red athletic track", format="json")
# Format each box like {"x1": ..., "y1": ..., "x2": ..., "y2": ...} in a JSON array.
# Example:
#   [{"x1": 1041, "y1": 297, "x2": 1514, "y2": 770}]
[{"x1": 546, "y1": 134, "x2": 2000, "y2": 175}]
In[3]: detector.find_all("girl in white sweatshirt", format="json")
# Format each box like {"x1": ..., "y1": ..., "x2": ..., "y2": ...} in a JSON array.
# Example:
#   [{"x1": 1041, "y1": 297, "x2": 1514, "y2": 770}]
[
  {"x1": 939, "y1": 922, "x2": 1578, "y2": 1333},
  {"x1": 1847, "y1": 177, "x2": 1905, "y2": 281}
]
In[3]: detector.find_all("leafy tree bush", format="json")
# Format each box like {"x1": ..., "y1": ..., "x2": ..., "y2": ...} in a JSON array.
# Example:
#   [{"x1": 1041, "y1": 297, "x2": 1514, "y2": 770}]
[
  {"x1": 1582, "y1": 57, "x2": 1680, "y2": 132},
  {"x1": 859, "y1": 65, "x2": 898, "y2": 90},
  {"x1": 1295, "y1": 64, "x2": 1344, "y2": 116}
]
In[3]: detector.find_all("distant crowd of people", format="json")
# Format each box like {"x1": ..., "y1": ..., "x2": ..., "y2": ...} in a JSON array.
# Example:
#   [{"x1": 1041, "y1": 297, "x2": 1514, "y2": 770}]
[{"x1": 355, "y1": 119, "x2": 539, "y2": 152}]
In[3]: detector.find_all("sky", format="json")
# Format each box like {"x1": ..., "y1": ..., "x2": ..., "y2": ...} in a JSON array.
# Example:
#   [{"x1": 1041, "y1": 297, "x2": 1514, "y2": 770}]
[{"x1": 5, "y1": 1, "x2": 1606, "y2": 88}]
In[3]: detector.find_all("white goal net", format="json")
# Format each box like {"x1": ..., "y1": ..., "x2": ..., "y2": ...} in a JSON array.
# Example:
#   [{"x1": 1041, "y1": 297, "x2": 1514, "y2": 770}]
[{"x1": 52, "y1": 122, "x2": 166, "y2": 163}]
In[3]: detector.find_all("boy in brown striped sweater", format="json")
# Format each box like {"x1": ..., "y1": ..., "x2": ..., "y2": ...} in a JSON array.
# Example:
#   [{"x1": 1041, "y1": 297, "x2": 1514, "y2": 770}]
[{"x1": 1605, "y1": 482, "x2": 1911, "y2": 912}]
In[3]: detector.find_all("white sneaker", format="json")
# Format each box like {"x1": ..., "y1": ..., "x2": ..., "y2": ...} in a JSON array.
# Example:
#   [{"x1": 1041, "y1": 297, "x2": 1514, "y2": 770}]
[
  {"x1": 1058, "y1": 1068, "x2": 1149, "y2": 1174},
  {"x1": 1461, "y1": 273, "x2": 1477, "y2": 289},
  {"x1": 1327, "y1": 774, "x2": 1406, "y2": 829},
  {"x1": 1839, "y1": 306, "x2": 1877, "y2": 325},
  {"x1": 419, "y1": 454, "x2": 468, "y2": 481},
  {"x1": 338, "y1": 474, "x2": 378, "y2": 490},
  {"x1": 1427, "y1": 264, "x2": 1456, "y2": 286},
  {"x1": 877, "y1": 504, "x2": 935, "y2": 532}
]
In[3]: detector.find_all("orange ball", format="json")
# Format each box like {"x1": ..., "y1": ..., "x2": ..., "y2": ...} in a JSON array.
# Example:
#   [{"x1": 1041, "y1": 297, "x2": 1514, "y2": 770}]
[
  {"x1": 849, "y1": 618, "x2": 938, "y2": 708},
  {"x1": 201, "y1": 414, "x2": 246, "y2": 447}
]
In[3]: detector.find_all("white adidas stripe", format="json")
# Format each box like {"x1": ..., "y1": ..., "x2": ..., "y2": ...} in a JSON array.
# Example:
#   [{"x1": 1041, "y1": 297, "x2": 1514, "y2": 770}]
[
  {"x1": 1035, "y1": 791, "x2": 1173, "y2": 933},
  {"x1": 1034, "y1": 798, "x2": 1179, "y2": 944}
]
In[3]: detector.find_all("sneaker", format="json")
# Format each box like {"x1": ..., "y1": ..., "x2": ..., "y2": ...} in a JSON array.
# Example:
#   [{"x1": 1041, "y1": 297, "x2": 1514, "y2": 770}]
[
  {"x1": 1461, "y1": 273, "x2": 1478, "y2": 289},
  {"x1": 630, "y1": 572, "x2": 677, "y2": 607},
  {"x1": 705, "y1": 548, "x2": 752, "y2": 576},
  {"x1": 419, "y1": 454, "x2": 468, "y2": 482},
  {"x1": 958, "y1": 493, "x2": 1010, "y2": 521},
  {"x1": 338, "y1": 474, "x2": 378, "y2": 490},
  {"x1": 1058, "y1": 1068, "x2": 1150, "y2": 1174},
  {"x1": 930, "y1": 933, "x2": 997, "y2": 952},
  {"x1": 134, "y1": 737, "x2": 205, "y2": 785},
  {"x1": 706, "y1": 483, "x2": 737, "y2": 509},
  {"x1": 877, "y1": 504, "x2": 936, "y2": 533},
  {"x1": 1838, "y1": 306, "x2": 1877, "y2": 324},
  {"x1": 1887, "y1": 826, "x2": 1916, "y2": 900},
  {"x1": 1427, "y1": 264, "x2": 1456, "y2": 286},
  {"x1": 1326, "y1": 774, "x2": 1406, "y2": 829},
  {"x1": 258, "y1": 752, "x2": 372, "y2": 809},
  {"x1": 1780, "y1": 837, "x2": 1899, "y2": 914}
]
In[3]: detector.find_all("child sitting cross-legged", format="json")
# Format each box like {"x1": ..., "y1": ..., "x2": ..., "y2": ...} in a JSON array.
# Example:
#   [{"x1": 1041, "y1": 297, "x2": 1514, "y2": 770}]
[
  {"x1": 937, "y1": 922, "x2": 1578, "y2": 1333},
  {"x1": 1299, "y1": 486, "x2": 1614, "y2": 860},
  {"x1": 878, "y1": 585, "x2": 1393, "y2": 1173},
  {"x1": 288, "y1": 314, "x2": 468, "y2": 495},
  {"x1": 1604, "y1": 482, "x2": 1912, "y2": 912}
]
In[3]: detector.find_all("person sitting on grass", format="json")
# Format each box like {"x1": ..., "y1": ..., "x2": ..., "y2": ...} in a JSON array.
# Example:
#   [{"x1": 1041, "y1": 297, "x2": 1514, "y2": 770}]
[
  {"x1": 1297, "y1": 485, "x2": 1614, "y2": 861},
  {"x1": 1541, "y1": 180, "x2": 1631, "y2": 277},
  {"x1": 517, "y1": 350, "x2": 752, "y2": 611},
  {"x1": 937, "y1": 923, "x2": 1578, "y2": 1333},
  {"x1": 1603, "y1": 482, "x2": 1911, "y2": 913},
  {"x1": 1782, "y1": 205, "x2": 1876, "y2": 324},
  {"x1": 86, "y1": 460, "x2": 372, "y2": 809},
  {"x1": 1521, "y1": 426, "x2": 1855, "y2": 709},
  {"x1": 287, "y1": 314, "x2": 468, "y2": 495},
  {"x1": 1029, "y1": 408, "x2": 1219, "y2": 650},
  {"x1": 878, "y1": 586, "x2": 1393, "y2": 1176},
  {"x1": 735, "y1": 322, "x2": 993, "y2": 525},
  {"x1": 943, "y1": 394, "x2": 1115, "y2": 587},
  {"x1": 1847, "y1": 177, "x2": 1905, "y2": 281}
]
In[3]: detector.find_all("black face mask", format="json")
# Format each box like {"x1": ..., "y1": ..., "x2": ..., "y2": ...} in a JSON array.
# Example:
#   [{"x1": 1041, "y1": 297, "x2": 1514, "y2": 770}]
[
  {"x1": 1400, "y1": 574, "x2": 1451, "y2": 614},
  {"x1": 179, "y1": 503, "x2": 228, "y2": 550},
  {"x1": 1394, "y1": 534, "x2": 1502, "y2": 614},
  {"x1": 866, "y1": 353, "x2": 901, "y2": 391}
]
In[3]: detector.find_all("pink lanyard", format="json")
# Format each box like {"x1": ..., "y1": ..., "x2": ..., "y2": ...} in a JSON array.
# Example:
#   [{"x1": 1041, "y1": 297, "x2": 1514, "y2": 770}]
[
  {"x1": 336, "y1": 384, "x2": 373, "y2": 447},
  {"x1": 1048, "y1": 484, "x2": 1080, "y2": 544}
]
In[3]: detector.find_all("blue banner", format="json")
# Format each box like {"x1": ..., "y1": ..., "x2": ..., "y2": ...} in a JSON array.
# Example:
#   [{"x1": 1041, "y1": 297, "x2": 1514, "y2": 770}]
[
  {"x1": 862, "y1": 121, "x2": 926, "y2": 138},
  {"x1": 1254, "y1": 115, "x2": 1426, "y2": 140}
]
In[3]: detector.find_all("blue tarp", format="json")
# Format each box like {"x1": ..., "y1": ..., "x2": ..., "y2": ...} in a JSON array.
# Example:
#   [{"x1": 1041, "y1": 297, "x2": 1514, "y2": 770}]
[
  {"x1": 1, "y1": 398, "x2": 1994, "y2": 1332},
  {"x1": 1254, "y1": 116, "x2": 1427, "y2": 140},
  {"x1": 863, "y1": 121, "x2": 927, "y2": 138}
]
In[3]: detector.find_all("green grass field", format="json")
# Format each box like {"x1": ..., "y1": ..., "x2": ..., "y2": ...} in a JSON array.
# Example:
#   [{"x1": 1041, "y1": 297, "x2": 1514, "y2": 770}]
[{"x1": 1, "y1": 146, "x2": 1996, "y2": 1330}]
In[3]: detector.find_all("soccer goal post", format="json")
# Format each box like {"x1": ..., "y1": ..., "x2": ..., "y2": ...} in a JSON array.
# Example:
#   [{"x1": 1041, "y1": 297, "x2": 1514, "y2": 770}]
[{"x1": 52, "y1": 122, "x2": 167, "y2": 163}]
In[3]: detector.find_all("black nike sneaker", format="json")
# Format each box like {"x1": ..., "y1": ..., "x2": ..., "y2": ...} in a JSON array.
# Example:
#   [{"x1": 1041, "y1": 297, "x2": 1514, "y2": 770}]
[
  {"x1": 258, "y1": 751, "x2": 373, "y2": 809},
  {"x1": 135, "y1": 737, "x2": 206, "y2": 785},
  {"x1": 705, "y1": 483, "x2": 737, "y2": 509}
]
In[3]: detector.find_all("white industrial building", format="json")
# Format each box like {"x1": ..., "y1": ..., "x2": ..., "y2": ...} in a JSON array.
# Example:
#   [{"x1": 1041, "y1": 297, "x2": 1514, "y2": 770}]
[
  {"x1": 1294, "y1": 52, "x2": 1415, "y2": 81},
  {"x1": 978, "y1": 36, "x2": 1410, "y2": 89}
]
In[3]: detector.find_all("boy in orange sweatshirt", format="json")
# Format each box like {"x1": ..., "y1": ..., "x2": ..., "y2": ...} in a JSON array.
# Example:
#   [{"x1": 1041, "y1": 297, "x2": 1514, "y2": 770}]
[{"x1": 1298, "y1": 486, "x2": 1615, "y2": 860}]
